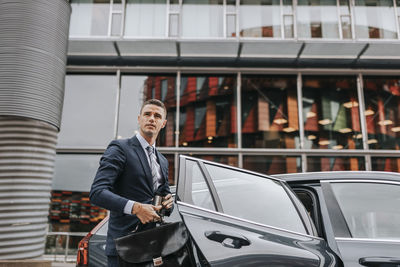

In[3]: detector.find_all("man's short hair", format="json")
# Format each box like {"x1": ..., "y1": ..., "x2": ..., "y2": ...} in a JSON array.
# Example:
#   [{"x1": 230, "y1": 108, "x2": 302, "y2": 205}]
[{"x1": 140, "y1": 99, "x2": 167, "y2": 118}]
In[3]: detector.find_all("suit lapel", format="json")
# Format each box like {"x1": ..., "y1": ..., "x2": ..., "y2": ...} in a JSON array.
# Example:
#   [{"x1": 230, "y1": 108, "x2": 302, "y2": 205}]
[{"x1": 130, "y1": 136, "x2": 153, "y2": 189}]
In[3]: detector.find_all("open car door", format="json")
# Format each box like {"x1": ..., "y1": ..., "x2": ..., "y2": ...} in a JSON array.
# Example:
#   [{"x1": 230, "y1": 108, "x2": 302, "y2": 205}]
[{"x1": 176, "y1": 156, "x2": 342, "y2": 267}]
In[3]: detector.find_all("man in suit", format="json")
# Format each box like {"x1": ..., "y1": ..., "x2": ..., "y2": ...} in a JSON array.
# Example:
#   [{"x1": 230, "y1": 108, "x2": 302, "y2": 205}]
[{"x1": 90, "y1": 99, "x2": 173, "y2": 267}]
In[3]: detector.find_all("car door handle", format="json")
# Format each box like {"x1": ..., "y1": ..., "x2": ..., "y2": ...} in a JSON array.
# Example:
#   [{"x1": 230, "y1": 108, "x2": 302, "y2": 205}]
[
  {"x1": 204, "y1": 231, "x2": 250, "y2": 249},
  {"x1": 359, "y1": 257, "x2": 400, "y2": 266}
]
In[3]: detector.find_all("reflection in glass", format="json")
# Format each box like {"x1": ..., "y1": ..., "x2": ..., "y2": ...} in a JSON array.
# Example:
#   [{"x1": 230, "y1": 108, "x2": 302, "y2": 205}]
[
  {"x1": 186, "y1": 160, "x2": 216, "y2": 211},
  {"x1": 111, "y1": 13, "x2": 122, "y2": 36},
  {"x1": 341, "y1": 15, "x2": 352, "y2": 39},
  {"x1": 284, "y1": 15, "x2": 294, "y2": 38},
  {"x1": 48, "y1": 189, "x2": 107, "y2": 231},
  {"x1": 242, "y1": 76, "x2": 299, "y2": 148},
  {"x1": 372, "y1": 157, "x2": 400, "y2": 172},
  {"x1": 331, "y1": 182, "x2": 400, "y2": 239},
  {"x1": 398, "y1": 0, "x2": 400, "y2": 35},
  {"x1": 113, "y1": 0, "x2": 122, "y2": 11},
  {"x1": 124, "y1": 0, "x2": 167, "y2": 37},
  {"x1": 302, "y1": 76, "x2": 362, "y2": 149},
  {"x1": 119, "y1": 75, "x2": 176, "y2": 147},
  {"x1": 170, "y1": 0, "x2": 180, "y2": 12},
  {"x1": 227, "y1": 14, "x2": 237, "y2": 37},
  {"x1": 363, "y1": 77, "x2": 400, "y2": 150},
  {"x1": 307, "y1": 156, "x2": 365, "y2": 171},
  {"x1": 340, "y1": 0, "x2": 352, "y2": 39},
  {"x1": 297, "y1": 0, "x2": 339, "y2": 38},
  {"x1": 205, "y1": 163, "x2": 307, "y2": 234},
  {"x1": 169, "y1": 14, "x2": 179, "y2": 37},
  {"x1": 182, "y1": 0, "x2": 224, "y2": 37},
  {"x1": 179, "y1": 75, "x2": 237, "y2": 147},
  {"x1": 164, "y1": 154, "x2": 175, "y2": 185},
  {"x1": 226, "y1": 0, "x2": 237, "y2": 37},
  {"x1": 239, "y1": 0, "x2": 282, "y2": 38},
  {"x1": 69, "y1": 0, "x2": 111, "y2": 36},
  {"x1": 354, "y1": 0, "x2": 397, "y2": 39},
  {"x1": 54, "y1": 154, "x2": 102, "y2": 191},
  {"x1": 243, "y1": 156, "x2": 301, "y2": 174},
  {"x1": 58, "y1": 75, "x2": 117, "y2": 148}
]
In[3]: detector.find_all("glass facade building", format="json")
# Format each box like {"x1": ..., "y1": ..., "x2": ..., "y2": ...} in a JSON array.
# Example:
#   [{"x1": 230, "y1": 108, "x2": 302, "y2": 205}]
[
  {"x1": 57, "y1": 0, "x2": 400, "y2": 231},
  {"x1": 69, "y1": 0, "x2": 400, "y2": 39}
]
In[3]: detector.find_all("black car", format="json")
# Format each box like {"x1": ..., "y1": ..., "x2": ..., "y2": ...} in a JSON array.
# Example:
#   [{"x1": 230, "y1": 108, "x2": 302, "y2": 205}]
[
  {"x1": 78, "y1": 155, "x2": 343, "y2": 266},
  {"x1": 274, "y1": 171, "x2": 400, "y2": 267}
]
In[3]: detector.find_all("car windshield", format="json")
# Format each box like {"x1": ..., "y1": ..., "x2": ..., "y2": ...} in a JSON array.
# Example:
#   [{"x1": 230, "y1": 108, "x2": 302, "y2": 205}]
[
  {"x1": 331, "y1": 182, "x2": 400, "y2": 240},
  {"x1": 202, "y1": 163, "x2": 307, "y2": 234}
]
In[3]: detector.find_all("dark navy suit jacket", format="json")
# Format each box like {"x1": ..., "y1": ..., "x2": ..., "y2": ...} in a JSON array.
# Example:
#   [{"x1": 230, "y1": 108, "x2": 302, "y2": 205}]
[{"x1": 89, "y1": 135, "x2": 171, "y2": 256}]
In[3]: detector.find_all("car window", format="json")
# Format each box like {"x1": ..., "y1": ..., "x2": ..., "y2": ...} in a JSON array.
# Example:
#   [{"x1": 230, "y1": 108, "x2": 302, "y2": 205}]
[
  {"x1": 95, "y1": 221, "x2": 108, "y2": 236},
  {"x1": 331, "y1": 182, "x2": 400, "y2": 240},
  {"x1": 204, "y1": 163, "x2": 307, "y2": 234},
  {"x1": 186, "y1": 160, "x2": 216, "y2": 211}
]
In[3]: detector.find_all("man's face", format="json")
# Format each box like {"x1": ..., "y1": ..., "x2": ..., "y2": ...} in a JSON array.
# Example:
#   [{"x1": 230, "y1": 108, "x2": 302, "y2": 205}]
[{"x1": 138, "y1": 104, "x2": 167, "y2": 138}]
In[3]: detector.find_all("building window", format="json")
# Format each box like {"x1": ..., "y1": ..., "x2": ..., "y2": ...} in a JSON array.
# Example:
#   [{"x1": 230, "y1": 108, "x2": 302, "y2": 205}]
[
  {"x1": 372, "y1": 157, "x2": 400, "y2": 172},
  {"x1": 124, "y1": 0, "x2": 167, "y2": 37},
  {"x1": 307, "y1": 156, "x2": 365, "y2": 171},
  {"x1": 297, "y1": 0, "x2": 340, "y2": 39},
  {"x1": 48, "y1": 190, "x2": 107, "y2": 230},
  {"x1": 242, "y1": 76, "x2": 299, "y2": 148},
  {"x1": 302, "y1": 76, "x2": 362, "y2": 150},
  {"x1": 58, "y1": 75, "x2": 118, "y2": 148},
  {"x1": 239, "y1": 0, "x2": 282, "y2": 38},
  {"x1": 339, "y1": 0, "x2": 352, "y2": 39},
  {"x1": 51, "y1": 154, "x2": 108, "y2": 228},
  {"x1": 181, "y1": 0, "x2": 224, "y2": 38},
  {"x1": 69, "y1": 0, "x2": 111, "y2": 37},
  {"x1": 119, "y1": 75, "x2": 176, "y2": 147},
  {"x1": 354, "y1": 0, "x2": 398, "y2": 39},
  {"x1": 397, "y1": 0, "x2": 400, "y2": 36},
  {"x1": 179, "y1": 75, "x2": 237, "y2": 147},
  {"x1": 363, "y1": 77, "x2": 400, "y2": 150},
  {"x1": 110, "y1": 0, "x2": 123, "y2": 36},
  {"x1": 168, "y1": 0, "x2": 180, "y2": 38},
  {"x1": 164, "y1": 154, "x2": 176, "y2": 185},
  {"x1": 226, "y1": 0, "x2": 237, "y2": 37},
  {"x1": 243, "y1": 156, "x2": 301, "y2": 174},
  {"x1": 161, "y1": 79, "x2": 168, "y2": 101}
]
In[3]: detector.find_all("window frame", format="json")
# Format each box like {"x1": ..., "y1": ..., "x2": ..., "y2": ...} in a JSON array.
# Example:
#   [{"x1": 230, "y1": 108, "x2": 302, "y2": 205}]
[{"x1": 177, "y1": 155, "x2": 316, "y2": 236}]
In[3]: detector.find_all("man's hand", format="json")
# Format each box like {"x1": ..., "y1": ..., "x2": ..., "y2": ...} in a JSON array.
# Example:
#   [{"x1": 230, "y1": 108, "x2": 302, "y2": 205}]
[
  {"x1": 132, "y1": 202, "x2": 162, "y2": 224},
  {"x1": 162, "y1": 194, "x2": 173, "y2": 210}
]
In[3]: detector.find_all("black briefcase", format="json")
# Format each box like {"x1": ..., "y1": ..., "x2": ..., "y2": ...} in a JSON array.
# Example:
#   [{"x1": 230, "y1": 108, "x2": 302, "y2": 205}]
[{"x1": 115, "y1": 221, "x2": 193, "y2": 267}]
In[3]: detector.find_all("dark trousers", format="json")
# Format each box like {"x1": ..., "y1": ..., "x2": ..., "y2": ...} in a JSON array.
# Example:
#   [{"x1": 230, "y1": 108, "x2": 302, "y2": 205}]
[{"x1": 108, "y1": 255, "x2": 119, "y2": 267}]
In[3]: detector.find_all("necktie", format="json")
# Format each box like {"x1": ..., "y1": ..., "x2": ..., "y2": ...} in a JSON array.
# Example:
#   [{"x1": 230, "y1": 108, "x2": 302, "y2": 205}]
[{"x1": 146, "y1": 146, "x2": 160, "y2": 191}]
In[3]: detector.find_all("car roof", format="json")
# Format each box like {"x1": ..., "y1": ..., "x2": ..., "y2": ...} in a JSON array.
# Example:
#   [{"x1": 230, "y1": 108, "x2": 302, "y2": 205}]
[{"x1": 272, "y1": 171, "x2": 400, "y2": 183}]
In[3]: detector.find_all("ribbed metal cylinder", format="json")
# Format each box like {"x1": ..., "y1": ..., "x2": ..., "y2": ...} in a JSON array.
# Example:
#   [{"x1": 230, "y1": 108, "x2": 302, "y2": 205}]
[
  {"x1": 0, "y1": 0, "x2": 71, "y2": 129},
  {"x1": 0, "y1": 117, "x2": 58, "y2": 259},
  {"x1": 0, "y1": 0, "x2": 70, "y2": 260}
]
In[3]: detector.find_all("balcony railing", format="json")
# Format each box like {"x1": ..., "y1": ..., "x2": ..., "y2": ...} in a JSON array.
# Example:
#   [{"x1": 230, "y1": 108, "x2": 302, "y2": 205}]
[{"x1": 45, "y1": 231, "x2": 87, "y2": 263}]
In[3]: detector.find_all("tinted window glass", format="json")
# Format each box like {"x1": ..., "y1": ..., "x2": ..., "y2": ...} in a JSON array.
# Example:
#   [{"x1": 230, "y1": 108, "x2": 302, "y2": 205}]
[
  {"x1": 58, "y1": 75, "x2": 117, "y2": 148},
  {"x1": 53, "y1": 154, "x2": 101, "y2": 191},
  {"x1": 186, "y1": 160, "x2": 215, "y2": 211},
  {"x1": 331, "y1": 182, "x2": 400, "y2": 239},
  {"x1": 179, "y1": 75, "x2": 237, "y2": 148},
  {"x1": 204, "y1": 163, "x2": 307, "y2": 234},
  {"x1": 182, "y1": 0, "x2": 224, "y2": 37},
  {"x1": 124, "y1": 0, "x2": 167, "y2": 37}
]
